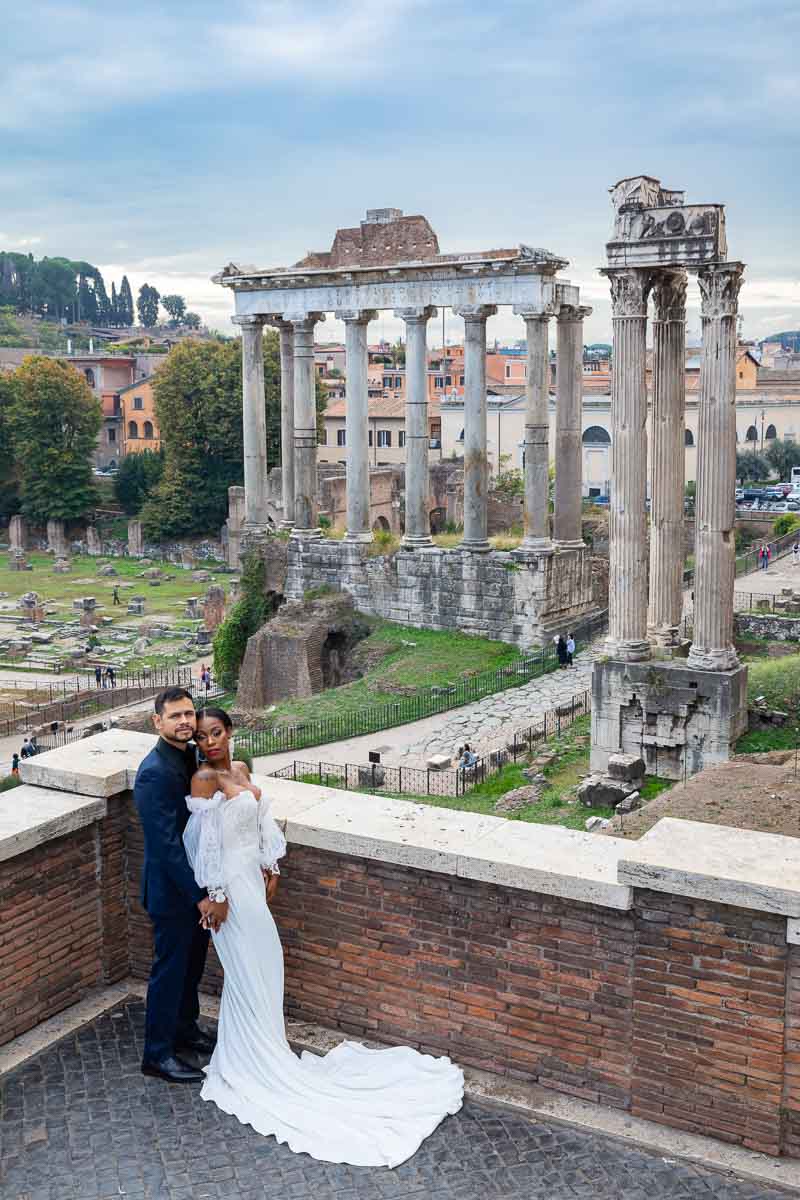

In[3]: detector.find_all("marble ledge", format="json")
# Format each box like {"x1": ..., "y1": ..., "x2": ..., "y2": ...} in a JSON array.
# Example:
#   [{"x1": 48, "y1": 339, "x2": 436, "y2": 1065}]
[
  {"x1": 0, "y1": 785, "x2": 106, "y2": 862},
  {"x1": 19, "y1": 729, "x2": 157, "y2": 797}
]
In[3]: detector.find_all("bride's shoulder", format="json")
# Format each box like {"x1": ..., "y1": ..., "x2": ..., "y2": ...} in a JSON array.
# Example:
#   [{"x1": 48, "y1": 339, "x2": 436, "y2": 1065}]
[{"x1": 190, "y1": 766, "x2": 220, "y2": 797}]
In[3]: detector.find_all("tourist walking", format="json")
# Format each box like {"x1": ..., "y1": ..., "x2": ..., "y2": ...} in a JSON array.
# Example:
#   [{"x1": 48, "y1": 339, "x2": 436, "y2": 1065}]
[
  {"x1": 566, "y1": 632, "x2": 576, "y2": 667},
  {"x1": 112, "y1": 585, "x2": 120, "y2": 605},
  {"x1": 557, "y1": 634, "x2": 569, "y2": 668},
  {"x1": 793, "y1": 541, "x2": 799, "y2": 567},
  {"x1": 760, "y1": 543, "x2": 771, "y2": 571},
  {"x1": 11, "y1": 753, "x2": 19, "y2": 777},
  {"x1": 106, "y1": 665, "x2": 116, "y2": 688},
  {"x1": 95, "y1": 664, "x2": 102, "y2": 687}
]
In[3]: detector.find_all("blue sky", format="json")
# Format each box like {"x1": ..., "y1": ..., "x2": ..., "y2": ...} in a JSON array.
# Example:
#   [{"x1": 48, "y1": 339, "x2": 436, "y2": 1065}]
[{"x1": 3, "y1": 0, "x2": 798, "y2": 345}]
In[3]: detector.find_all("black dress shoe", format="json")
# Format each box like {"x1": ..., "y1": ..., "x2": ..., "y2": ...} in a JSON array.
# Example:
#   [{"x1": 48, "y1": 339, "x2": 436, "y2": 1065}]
[
  {"x1": 175, "y1": 1029, "x2": 217, "y2": 1055},
  {"x1": 141, "y1": 1055, "x2": 205, "y2": 1083}
]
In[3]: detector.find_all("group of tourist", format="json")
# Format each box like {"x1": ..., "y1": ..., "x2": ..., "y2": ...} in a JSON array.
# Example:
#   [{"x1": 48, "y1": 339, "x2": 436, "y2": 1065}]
[
  {"x1": 94, "y1": 664, "x2": 116, "y2": 687},
  {"x1": 555, "y1": 632, "x2": 576, "y2": 668},
  {"x1": 455, "y1": 743, "x2": 478, "y2": 770}
]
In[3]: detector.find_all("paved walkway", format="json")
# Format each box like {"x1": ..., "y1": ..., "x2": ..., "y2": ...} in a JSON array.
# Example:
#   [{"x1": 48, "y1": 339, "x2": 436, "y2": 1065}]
[
  {"x1": 254, "y1": 642, "x2": 600, "y2": 778},
  {"x1": 0, "y1": 998, "x2": 788, "y2": 1200}
]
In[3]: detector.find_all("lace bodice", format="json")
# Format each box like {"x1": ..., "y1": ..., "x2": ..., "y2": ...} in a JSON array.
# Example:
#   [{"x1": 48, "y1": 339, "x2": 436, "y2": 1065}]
[{"x1": 183, "y1": 785, "x2": 287, "y2": 895}]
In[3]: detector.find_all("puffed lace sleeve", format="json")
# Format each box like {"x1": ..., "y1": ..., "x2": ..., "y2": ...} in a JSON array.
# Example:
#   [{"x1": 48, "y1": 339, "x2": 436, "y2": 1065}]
[
  {"x1": 254, "y1": 779, "x2": 287, "y2": 875},
  {"x1": 183, "y1": 791, "x2": 227, "y2": 901}
]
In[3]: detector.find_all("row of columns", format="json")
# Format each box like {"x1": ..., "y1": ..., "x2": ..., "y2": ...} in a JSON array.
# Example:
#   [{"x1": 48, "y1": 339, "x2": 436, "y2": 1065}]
[
  {"x1": 604, "y1": 261, "x2": 744, "y2": 671},
  {"x1": 235, "y1": 302, "x2": 592, "y2": 555}
]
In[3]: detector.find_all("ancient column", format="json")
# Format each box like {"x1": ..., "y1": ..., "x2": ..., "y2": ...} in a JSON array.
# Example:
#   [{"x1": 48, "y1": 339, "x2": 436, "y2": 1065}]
[
  {"x1": 455, "y1": 304, "x2": 496, "y2": 551},
  {"x1": 648, "y1": 271, "x2": 687, "y2": 648},
  {"x1": 338, "y1": 308, "x2": 377, "y2": 542},
  {"x1": 688, "y1": 263, "x2": 745, "y2": 672},
  {"x1": 277, "y1": 320, "x2": 295, "y2": 530},
  {"x1": 396, "y1": 305, "x2": 437, "y2": 548},
  {"x1": 233, "y1": 315, "x2": 269, "y2": 532},
  {"x1": 554, "y1": 305, "x2": 590, "y2": 548},
  {"x1": 514, "y1": 310, "x2": 552, "y2": 552},
  {"x1": 291, "y1": 313, "x2": 325, "y2": 536},
  {"x1": 604, "y1": 268, "x2": 652, "y2": 661}
]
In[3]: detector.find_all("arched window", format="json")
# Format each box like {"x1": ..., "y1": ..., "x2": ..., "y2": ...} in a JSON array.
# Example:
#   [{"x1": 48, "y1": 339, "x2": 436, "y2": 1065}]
[
  {"x1": 745, "y1": 425, "x2": 758, "y2": 442},
  {"x1": 582, "y1": 425, "x2": 611, "y2": 445},
  {"x1": 457, "y1": 429, "x2": 464, "y2": 441},
  {"x1": 765, "y1": 424, "x2": 777, "y2": 440},
  {"x1": 143, "y1": 421, "x2": 154, "y2": 439},
  {"x1": 128, "y1": 420, "x2": 139, "y2": 439},
  {"x1": 684, "y1": 428, "x2": 694, "y2": 446},
  {"x1": 84, "y1": 368, "x2": 95, "y2": 387}
]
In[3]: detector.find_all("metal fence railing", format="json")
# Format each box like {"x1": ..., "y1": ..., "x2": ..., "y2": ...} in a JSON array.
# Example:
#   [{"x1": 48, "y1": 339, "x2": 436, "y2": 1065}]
[
  {"x1": 236, "y1": 640, "x2": 575, "y2": 760},
  {"x1": 684, "y1": 528, "x2": 799, "y2": 592},
  {"x1": 268, "y1": 690, "x2": 591, "y2": 798}
]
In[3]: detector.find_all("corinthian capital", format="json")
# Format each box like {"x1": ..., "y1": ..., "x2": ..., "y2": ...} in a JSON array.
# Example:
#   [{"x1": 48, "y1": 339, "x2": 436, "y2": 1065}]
[
  {"x1": 393, "y1": 305, "x2": 437, "y2": 324},
  {"x1": 231, "y1": 314, "x2": 264, "y2": 328},
  {"x1": 453, "y1": 304, "x2": 497, "y2": 324},
  {"x1": 652, "y1": 271, "x2": 687, "y2": 322},
  {"x1": 603, "y1": 268, "x2": 652, "y2": 318},
  {"x1": 557, "y1": 304, "x2": 593, "y2": 323},
  {"x1": 698, "y1": 262, "x2": 744, "y2": 319}
]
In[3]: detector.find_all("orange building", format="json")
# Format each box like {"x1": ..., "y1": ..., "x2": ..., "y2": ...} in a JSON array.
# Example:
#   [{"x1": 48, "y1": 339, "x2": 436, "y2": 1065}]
[{"x1": 118, "y1": 376, "x2": 162, "y2": 455}]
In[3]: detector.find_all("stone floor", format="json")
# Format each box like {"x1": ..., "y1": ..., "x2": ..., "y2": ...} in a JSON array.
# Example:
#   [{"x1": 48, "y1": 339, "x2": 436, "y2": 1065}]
[{"x1": 0, "y1": 1000, "x2": 793, "y2": 1200}]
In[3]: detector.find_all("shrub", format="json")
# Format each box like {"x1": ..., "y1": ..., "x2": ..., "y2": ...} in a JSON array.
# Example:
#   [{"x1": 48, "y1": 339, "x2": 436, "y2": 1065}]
[
  {"x1": 773, "y1": 513, "x2": 800, "y2": 538},
  {"x1": 212, "y1": 552, "x2": 272, "y2": 688},
  {"x1": 0, "y1": 774, "x2": 23, "y2": 792}
]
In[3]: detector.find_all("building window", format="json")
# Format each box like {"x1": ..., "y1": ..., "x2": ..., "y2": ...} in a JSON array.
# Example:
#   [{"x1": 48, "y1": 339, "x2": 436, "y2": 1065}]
[
  {"x1": 144, "y1": 421, "x2": 154, "y2": 439},
  {"x1": 459, "y1": 375, "x2": 464, "y2": 386},
  {"x1": 377, "y1": 429, "x2": 391, "y2": 448},
  {"x1": 395, "y1": 376, "x2": 402, "y2": 388},
  {"x1": 745, "y1": 425, "x2": 758, "y2": 442},
  {"x1": 684, "y1": 428, "x2": 694, "y2": 446},
  {"x1": 766, "y1": 424, "x2": 777, "y2": 440},
  {"x1": 399, "y1": 431, "x2": 406, "y2": 448},
  {"x1": 84, "y1": 368, "x2": 95, "y2": 387},
  {"x1": 368, "y1": 430, "x2": 373, "y2": 446},
  {"x1": 337, "y1": 428, "x2": 346, "y2": 446},
  {"x1": 505, "y1": 364, "x2": 511, "y2": 379},
  {"x1": 128, "y1": 420, "x2": 138, "y2": 439},
  {"x1": 458, "y1": 428, "x2": 464, "y2": 442},
  {"x1": 113, "y1": 397, "x2": 121, "y2": 415},
  {"x1": 383, "y1": 376, "x2": 392, "y2": 388},
  {"x1": 445, "y1": 375, "x2": 451, "y2": 386},
  {"x1": 133, "y1": 396, "x2": 144, "y2": 411},
  {"x1": 434, "y1": 376, "x2": 443, "y2": 388},
  {"x1": 582, "y1": 425, "x2": 611, "y2": 445},
  {"x1": 739, "y1": 371, "x2": 744, "y2": 380},
  {"x1": 108, "y1": 428, "x2": 116, "y2": 444}
]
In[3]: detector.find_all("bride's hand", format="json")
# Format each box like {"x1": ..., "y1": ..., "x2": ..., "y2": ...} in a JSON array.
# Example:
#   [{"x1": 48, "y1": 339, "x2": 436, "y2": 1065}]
[{"x1": 262, "y1": 866, "x2": 279, "y2": 904}]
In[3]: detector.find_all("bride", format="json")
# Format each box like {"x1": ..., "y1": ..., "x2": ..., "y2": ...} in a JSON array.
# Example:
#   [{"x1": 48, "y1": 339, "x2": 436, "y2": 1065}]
[{"x1": 183, "y1": 707, "x2": 464, "y2": 1168}]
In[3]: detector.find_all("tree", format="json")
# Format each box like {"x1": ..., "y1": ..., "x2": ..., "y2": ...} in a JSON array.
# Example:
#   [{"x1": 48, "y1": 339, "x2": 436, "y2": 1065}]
[
  {"x1": 0, "y1": 374, "x2": 20, "y2": 517},
  {"x1": 137, "y1": 283, "x2": 161, "y2": 328},
  {"x1": 119, "y1": 275, "x2": 134, "y2": 327},
  {"x1": 183, "y1": 311, "x2": 201, "y2": 329},
  {"x1": 110, "y1": 281, "x2": 119, "y2": 327},
  {"x1": 113, "y1": 447, "x2": 165, "y2": 514},
  {"x1": 161, "y1": 294, "x2": 186, "y2": 326},
  {"x1": 736, "y1": 451, "x2": 769, "y2": 483},
  {"x1": 765, "y1": 438, "x2": 800, "y2": 481},
  {"x1": 8, "y1": 357, "x2": 101, "y2": 520}
]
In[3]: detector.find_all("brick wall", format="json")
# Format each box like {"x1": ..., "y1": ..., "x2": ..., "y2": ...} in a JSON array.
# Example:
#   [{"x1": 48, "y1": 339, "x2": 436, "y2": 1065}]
[
  {"x1": 6, "y1": 796, "x2": 800, "y2": 1161},
  {"x1": 0, "y1": 810, "x2": 129, "y2": 1047}
]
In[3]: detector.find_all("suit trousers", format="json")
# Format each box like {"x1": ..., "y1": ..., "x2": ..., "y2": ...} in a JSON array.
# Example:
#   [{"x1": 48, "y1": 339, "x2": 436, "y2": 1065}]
[{"x1": 144, "y1": 906, "x2": 210, "y2": 1063}]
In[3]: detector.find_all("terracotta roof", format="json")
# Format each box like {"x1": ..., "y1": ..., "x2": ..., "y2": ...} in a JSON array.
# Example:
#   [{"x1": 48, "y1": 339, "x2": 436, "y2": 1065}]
[{"x1": 325, "y1": 396, "x2": 440, "y2": 421}]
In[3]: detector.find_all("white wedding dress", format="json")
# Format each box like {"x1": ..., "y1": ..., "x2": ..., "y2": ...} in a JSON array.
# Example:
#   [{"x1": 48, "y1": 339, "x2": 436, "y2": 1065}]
[{"x1": 183, "y1": 783, "x2": 463, "y2": 1168}]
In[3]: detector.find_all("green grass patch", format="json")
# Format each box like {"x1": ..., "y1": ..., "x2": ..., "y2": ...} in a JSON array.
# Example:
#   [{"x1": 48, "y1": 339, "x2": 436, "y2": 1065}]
[
  {"x1": 735, "y1": 725, "x2": 800, "y2": 753},
  {"x1": 746, "y1": 653, "x2": 800, "y2": 710},
  {"x1": 639, "y1": 775, "x2": 675, "y2": 801},
  {"x1": 260, "y1": 620, "x2": 523, "y2": 727}
]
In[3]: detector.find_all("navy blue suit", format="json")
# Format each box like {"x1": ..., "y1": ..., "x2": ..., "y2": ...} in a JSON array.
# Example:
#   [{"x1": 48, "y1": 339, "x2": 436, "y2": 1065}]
[{"x1": 134, "y1": 738, "x2": 209, "y2": 1063}]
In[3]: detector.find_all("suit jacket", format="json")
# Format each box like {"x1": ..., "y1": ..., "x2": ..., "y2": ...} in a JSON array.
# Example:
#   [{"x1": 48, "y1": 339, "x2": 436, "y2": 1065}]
[{"x1": 134, "y1": 738, "x2": 206, "y2": 917}]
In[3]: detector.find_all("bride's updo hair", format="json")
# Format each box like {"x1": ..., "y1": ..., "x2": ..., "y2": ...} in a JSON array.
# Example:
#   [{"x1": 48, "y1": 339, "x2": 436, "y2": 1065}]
[{"x1": 196, "y1": 707, "x2": 233, "y2": 731}]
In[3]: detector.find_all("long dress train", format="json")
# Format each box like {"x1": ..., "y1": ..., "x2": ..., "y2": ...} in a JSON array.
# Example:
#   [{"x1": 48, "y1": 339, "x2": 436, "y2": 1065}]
[{"x1": 183, "y1": 786, "x2": 463, "y2": 1168}]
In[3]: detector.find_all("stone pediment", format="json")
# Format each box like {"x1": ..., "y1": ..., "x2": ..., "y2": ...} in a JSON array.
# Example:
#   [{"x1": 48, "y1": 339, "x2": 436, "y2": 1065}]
[{"x1": 606, "y1": 175, "x2": 727, "y2": 269}]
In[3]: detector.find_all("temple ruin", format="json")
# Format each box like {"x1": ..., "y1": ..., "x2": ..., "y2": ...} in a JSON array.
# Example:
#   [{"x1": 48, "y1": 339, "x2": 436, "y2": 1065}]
[
  {"x1": 214, "y1": 209, "x2": 596, "y2": 647},
  {"x1": 592, "y1": 176, "x2": 747, "y2": 779}
]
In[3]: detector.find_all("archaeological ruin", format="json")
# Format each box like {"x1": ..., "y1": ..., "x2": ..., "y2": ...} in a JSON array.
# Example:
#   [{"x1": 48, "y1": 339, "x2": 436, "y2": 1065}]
[
  {"x1": 591, "y1": 175, "x2": 747, "y2": 779},
  {"x1": 214, "y1": 208, "x2": 597, "y2": 648}
]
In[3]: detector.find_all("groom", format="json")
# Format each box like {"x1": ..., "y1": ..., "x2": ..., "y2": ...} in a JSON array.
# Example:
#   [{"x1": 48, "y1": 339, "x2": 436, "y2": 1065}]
[{"x1": 135, "y1": 686, "x2": 229, "y2": 1082}]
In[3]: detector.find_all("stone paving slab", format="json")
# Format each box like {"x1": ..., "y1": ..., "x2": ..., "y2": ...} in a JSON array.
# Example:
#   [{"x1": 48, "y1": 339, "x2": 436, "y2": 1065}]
[{"x1": 0, "y1": 999, "x2": 793, "y2": 1200}]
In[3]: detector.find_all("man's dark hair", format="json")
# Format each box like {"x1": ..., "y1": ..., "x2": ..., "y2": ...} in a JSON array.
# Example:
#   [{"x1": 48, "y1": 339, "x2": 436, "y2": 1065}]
[{"x1": 154, "y1": 686, "x2": 195, "y2": 715}]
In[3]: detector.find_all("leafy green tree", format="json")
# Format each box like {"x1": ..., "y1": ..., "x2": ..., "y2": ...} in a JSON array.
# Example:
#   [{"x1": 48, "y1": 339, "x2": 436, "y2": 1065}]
[
  {"x1": 183, "y1": 311, "x2": 201, "y2": 329},
  {"x1": 110, "y1": 281, "x2": 119, "y2": 326},
  {"x1": 161, "y1": 294, "x2": 186, "y2": 325},
  {"x1": 9, "y1": 357, "x2": 101, "y2": 520},
  {"x1": 766, "y1": 438, "x2": 800, "y2": 481},
  {"x1": 0, "y1": 374, "x2": 20, "y2": 517},
  {"x1": 137, "y1": 284, "x2": 161, "y2": 328},
  {"x1": 119, "y1": 276, "x2": 134, "y2": 327},
  {"x1": 736, "y1": 451, "x2": 769, "y2": 483},
  {"x1": 113, "y1": 447, "x2": 165, "y2": 514},
  {"x1": 773, "y1": 513, "x2": 800, "y2": 537}
]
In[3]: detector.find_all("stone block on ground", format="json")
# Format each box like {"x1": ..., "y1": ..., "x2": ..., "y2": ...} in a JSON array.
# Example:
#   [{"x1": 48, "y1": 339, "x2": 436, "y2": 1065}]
[
  {"x1": 494, "y1": 784, "x2": 541, "y2": 814},
  {"x1": 616, "y1": 791, "x2": 642, "y2": 814},
  {"x1": 577, "y1": 774, "x2": 634, "y2": 808},
  {"x1": 607, "y1": 753, "x2": 645, "y2": 782},
  {"x1": 426, "y1": 753, "x2": 451, "y2": 770}
]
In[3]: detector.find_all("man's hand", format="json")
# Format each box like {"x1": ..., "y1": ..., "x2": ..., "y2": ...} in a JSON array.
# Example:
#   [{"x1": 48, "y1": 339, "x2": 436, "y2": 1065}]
[
  {"x1": 198, "y1": 897, "x2": 229, "y2": 932},
  {"x1": 262, "y1": 868, "x2": 279, "y2": 904}
]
